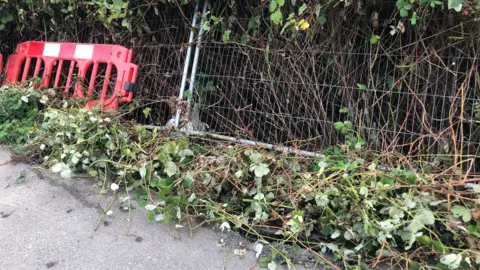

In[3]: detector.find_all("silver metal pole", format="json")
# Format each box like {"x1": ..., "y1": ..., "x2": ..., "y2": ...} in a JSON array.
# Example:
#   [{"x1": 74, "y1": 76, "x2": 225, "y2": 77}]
[
  {"x1": 172, "y1": 1, "x2": 200, "y2": 128},
  {"x1": 174, "y1": 0, "x2": 209, "y2": 128},
  {"x1": 185, "y1": 0, "x2": 209, "y2": 121},
  {"x1": 145, "y1": 124, "x2": 323, "y2": 158}
]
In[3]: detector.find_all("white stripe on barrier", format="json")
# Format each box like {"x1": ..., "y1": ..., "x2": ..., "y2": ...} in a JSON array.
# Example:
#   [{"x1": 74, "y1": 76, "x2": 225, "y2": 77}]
[
  {"x1": 43, "y1": 43, "x2": 61, "y2": 57},
  {"x1": 74, "y1": 45, "x2": 94, "y2": 60}
]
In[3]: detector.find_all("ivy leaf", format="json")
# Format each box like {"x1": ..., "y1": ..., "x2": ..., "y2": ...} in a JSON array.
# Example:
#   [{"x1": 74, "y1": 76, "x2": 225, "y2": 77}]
[
  {"x1": 258, "y1": 255, "x2": 272, "y2": 268},
  {"x1": 249, "y1": 152, "x2": 262, "y2": 164},
  {"x1": 269, "y1": 1, "x2": 278, "y2": 13},
  {"x1": 334, "y1": 122, "x2": 344, "y2": 131},
  {"x1": 164, "y1": 161, "x2": 178, "y2": 177},
  {"x1": 452, "y1": 205, "x2": 472, "y2": 223},
  {"x1": 202, "y1": 22, "x2": 210, "y2": 32},
  {"x1": 408, "y1": 209, "x2": 435, "y2": 233},
  {"x1": 440, "y1": 254, "x2": 462, "y2": 269},
  {"x1": 270, "y1": 10, "x2": 283, "y2": 25},
  {"x1": 255, "y1": 163, "x2": 270, "y2": 178},
  {"x1": 292, "y1": 163, "x2": 301, "y2": 173},
  {"x1": 370, "y1": 35, "x2": 381, "y2": 45},
  {"x1": 51, "y1": 163, "x2": 63, "y2": 173},
  {"x1": 0, "y1": 12, "x2": 13, "y2": 24},
  {"x1": 222, "y1": 30, "x2": 231, "y2": 43},
  {"x1": 139, "y1": 165, "x2": 147, "y2": 179},
  {"x1": 143, "y1": 108, "x2": 151, "y2": 118},
  {"x1": 410, "y1": 11, "x2": 418, "y2": 25},
  {"x1": 448, "y1": 0, "x2": 464, "y2": 12},
  {"x1": 331, "y1": 230, "x2": 341, "y2": 239},
  {"x1": 299, "y1": 3, "x2": 308, "y2": 15},
  {"x1": 416, "y1": 235, "x2": 433, "y2": 246}
]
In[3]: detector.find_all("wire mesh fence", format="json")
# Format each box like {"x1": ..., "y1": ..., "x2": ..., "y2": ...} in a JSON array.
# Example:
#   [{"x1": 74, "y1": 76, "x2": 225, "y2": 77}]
[
  {"x1": 128, "y1": 10, "x2": 480, "y2": 172},
  {"x1": 1, "y1": 2, "x2": 478, "y2": 171}
]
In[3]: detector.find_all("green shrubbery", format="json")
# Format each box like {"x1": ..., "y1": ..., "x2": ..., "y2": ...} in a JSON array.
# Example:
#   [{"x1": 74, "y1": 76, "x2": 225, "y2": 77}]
[{"x1": 1, "y1": 83, "x2": 480, "y2": 269}]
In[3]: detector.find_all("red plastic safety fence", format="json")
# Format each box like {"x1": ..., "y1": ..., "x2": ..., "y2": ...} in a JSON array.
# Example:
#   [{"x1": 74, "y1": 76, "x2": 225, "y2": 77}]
[
  {"x1": 4, "y1": 42, "x2": 138, "y2": 111},
  {"x1": 0, "y1": 53, "x2": 3, "y2": 75}
]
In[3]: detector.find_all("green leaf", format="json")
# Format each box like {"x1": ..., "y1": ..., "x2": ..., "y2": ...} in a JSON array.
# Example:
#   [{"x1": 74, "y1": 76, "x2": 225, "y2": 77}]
[
  {"x1": 202, "y1": 22, "x2": 210, "y2": 32},
  {"x1": 139, "y1": 165, "x2": 147, "y2": 179},
  {"x1": 400, "y1": 8, "x2": 409, "y2": 17},
  {"x1": 270, "y1": 10, "x2": 283, "y2": 25},
  {"x1": 222, "y1": 30, "x2": 231, "y2": 43},
  {"x1": 344, "y1": 121, "x2": 353, "y2": 130},
  {"x1": 416, "y1": 235, "x2": 433, "y2": 246},
  {"x1": 121, "y1": 18, "x2": 132, "y2": 32},
  {"x1": 452, "y1": 205, "x2": 472, "y2": 223},
  {"x1": 269, "y1": 0, "x2": 278, "y2": 13},
  {"x1": 299, "y1": 3, "x2": 308, "y2": 15},
  {"x1": 381, "y1": 176, "x2": 395, "y2": 185},
  {"x1": 433, "y1": 240, "x2": 447, "y2": 252},
  {"x1": 370, "y1": 35, "x2": 381, "y2": 45},
  {"x1": 1, "y1": 12, "x2": 13, "y2": 24},
  {"x1": 331, "y1": 230, "x2": 341, "y2": 239},
  {"x1": 255, "y1": 163, "x2": 270, "y2": 178},
  {"x1": 164, "y1": 161, "x2": 178, "y2": 177},
  {"x1": 277, "y1": 0, "x2": 285, "y2": 7},
  {"x1": 248, "y1": 151, "x2": 262, "y2": 164},
  {"x1": 292, "y1": 163, "x2": 301, "y2": 173},
  {"x1": 143, "y1": 108, "x2": 151, "y2": 118},
  {"x1": 448, "y1": 0, "x2": 464, "y2": 12},
  {"x1": 357, "y1": 83, "x2": 367, "y2": 89},
  {"x1": 258, "y1": 255, "x2": 272, "y2": 268},
  {"x1": 467, "y1": 221, "x2": 480, "y2": 238},
  {"x1": 318, "y1": 15, "x2": 326, "y2": 26},
  {"x1": 410, "y1": 11, "x2": 417, "y2": 25},
  {"x1": 51, "y1": 163, "x2": 63, "y2": 173},
  {"x1": 408, "y1": 209, "x2": 435, "y2": 233},
  {"x1": 146, "y1": 210, "x2": 154, "y2": 221},
  {"x1": 334, "y1": 122, "x2": 344, "y2": 131},
  {"x1": 60, "y1": 168, "x2": 72, "y2": 178}
]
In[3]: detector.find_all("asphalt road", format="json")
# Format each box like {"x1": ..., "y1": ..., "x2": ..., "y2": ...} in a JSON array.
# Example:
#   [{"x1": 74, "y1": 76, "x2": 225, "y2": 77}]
[{"x1": 1, "y1": 147, "x2": 295, "y2": 270}]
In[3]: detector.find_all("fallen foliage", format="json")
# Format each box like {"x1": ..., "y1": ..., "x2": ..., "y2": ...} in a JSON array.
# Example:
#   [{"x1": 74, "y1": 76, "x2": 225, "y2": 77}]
[{"x1": 1, "y1": 83, "x2": 480, "y2": 269}]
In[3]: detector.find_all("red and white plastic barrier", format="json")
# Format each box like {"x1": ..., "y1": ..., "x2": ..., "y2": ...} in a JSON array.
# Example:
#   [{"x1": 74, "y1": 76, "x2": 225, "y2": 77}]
[{"x1": 4, "y1": 42, "x2": 138, "y2": 111}]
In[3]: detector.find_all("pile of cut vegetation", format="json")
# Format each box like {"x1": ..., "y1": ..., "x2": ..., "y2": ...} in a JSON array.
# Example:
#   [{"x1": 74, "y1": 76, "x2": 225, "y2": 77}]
[{"x1": 1, "y1": 83, "x2": 479, "y2": 269}]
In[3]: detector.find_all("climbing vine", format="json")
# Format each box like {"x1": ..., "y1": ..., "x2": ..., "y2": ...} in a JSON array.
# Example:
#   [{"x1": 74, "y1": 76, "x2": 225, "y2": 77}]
[{"x1": 0, "y1": 0, "x2": 475, "y2": 41}]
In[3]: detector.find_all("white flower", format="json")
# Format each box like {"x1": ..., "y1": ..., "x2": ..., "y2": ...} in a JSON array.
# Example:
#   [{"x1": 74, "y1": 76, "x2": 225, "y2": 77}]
[
  {"x1": 220, "y1": 221, "x2": 231, "y2": 232},
  {"x1": 106, "y1": 210, "x2": 113, "y2": 216},
  {"x1": 89, "y1": 116, "x2": 97, "y2": 122},
  {"x1": 145, "y1": 204, "x2": 156, "y2": 211},
  {"x1": 20, "y1": 96, "x2": 29, "y2": 103},
  {"x1": 40, "y1": 95, "x2": 49, "y2": 104},
  {"x1": 255, "y1": 243, "x2": 263, "y2": 258},
  {"x1": 110, "y1": 183, "x2": 119, "y2": 191},
  {"x1": 40, "y1": 144, "x2": 46, "y2": 151}
]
